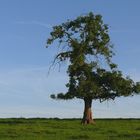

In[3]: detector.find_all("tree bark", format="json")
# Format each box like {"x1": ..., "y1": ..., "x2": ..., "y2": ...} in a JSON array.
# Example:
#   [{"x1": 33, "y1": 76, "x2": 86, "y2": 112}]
[{"x1": 81, "y1": 98, "x2": 95, "y2": 124}]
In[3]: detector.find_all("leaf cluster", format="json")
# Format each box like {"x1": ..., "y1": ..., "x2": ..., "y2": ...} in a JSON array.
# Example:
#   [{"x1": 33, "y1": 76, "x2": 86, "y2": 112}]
[{"x1": 47, "y1": 12, "x2": 140, "y2": 102}]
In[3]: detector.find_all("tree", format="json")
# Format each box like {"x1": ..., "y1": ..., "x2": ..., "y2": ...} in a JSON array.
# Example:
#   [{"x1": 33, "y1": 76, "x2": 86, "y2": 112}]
[{"x1": 46, "y1": 12, "x2": 140, "y2": 124}]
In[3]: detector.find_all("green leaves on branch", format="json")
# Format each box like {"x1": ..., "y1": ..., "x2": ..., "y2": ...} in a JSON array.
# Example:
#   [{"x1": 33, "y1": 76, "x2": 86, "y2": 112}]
[{"x1": 46, "y1": 12, "x2": 140, "y2": 102}]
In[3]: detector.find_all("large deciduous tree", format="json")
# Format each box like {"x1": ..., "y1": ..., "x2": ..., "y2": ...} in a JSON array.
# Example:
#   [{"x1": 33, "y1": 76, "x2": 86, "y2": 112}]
[{"x1": 46, "y1": 12, "x2": 140, "y2": 124}]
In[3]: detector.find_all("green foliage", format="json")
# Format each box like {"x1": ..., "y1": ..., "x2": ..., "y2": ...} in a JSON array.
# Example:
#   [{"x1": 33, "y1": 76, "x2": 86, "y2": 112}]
[
  {"x1": 46, "y1": 12, "x2": 140, "y2": 101},
  {"x1": 0, "y1": 118, "x2": 140, "y2": 140}
]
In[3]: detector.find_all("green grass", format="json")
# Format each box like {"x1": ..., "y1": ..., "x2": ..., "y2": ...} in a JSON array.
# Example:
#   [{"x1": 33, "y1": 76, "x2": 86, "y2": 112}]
[{"x1": 0, "y1": 118, "x2": 139, "y2": 140}]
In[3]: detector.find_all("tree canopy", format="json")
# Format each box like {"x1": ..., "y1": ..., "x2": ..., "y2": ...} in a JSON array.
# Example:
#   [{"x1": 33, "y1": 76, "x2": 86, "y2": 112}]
[{"x1": 46, "y1": 12, "x2": 140, "y2": 102}]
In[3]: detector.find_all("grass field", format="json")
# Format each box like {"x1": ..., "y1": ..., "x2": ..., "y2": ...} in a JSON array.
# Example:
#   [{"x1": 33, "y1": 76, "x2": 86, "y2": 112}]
[{"x1": 0, "y1": 118, "x2": 139, "y2": 140}]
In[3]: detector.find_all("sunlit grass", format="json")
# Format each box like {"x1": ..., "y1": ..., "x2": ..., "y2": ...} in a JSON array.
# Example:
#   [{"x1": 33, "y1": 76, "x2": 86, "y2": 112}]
[{"x1": 0, "y1": 118, "x2": 139, "y2": 140}]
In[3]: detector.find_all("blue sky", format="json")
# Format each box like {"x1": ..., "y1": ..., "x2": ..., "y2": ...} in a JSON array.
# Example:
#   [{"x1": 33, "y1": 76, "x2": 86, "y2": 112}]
[{"x1": 0, "y1": 0, "x2": 140, "y2": 118}]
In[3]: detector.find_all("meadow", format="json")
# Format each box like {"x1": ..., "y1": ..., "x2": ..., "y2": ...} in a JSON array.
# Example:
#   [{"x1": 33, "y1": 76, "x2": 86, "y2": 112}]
[{"x1": 0, "y1": 118, "x2": 139, "y2": 140}]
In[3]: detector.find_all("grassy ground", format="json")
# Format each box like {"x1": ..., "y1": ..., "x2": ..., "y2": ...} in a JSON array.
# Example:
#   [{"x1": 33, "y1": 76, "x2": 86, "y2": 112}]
[{"x1": 0, "y1": 118, "x2": 139, "y2": 140}]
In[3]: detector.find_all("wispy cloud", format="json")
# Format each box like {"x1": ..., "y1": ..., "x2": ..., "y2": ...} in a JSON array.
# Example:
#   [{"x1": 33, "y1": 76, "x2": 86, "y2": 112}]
[
  {"x1": 0, "y1": 66, "x2": 139, "y2": 118},
  {"x1": 0, "y1": 66, "x2": 67, "y2": 97},
  {"x1": 13, "y1": 21, "x2": 53, "y2": 29}
]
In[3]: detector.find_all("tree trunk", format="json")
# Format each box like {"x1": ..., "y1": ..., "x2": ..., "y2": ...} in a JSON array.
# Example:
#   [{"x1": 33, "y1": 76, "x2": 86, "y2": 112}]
[{"x1": 81, "y1": 98, "x2": 95, "y2": 124}]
